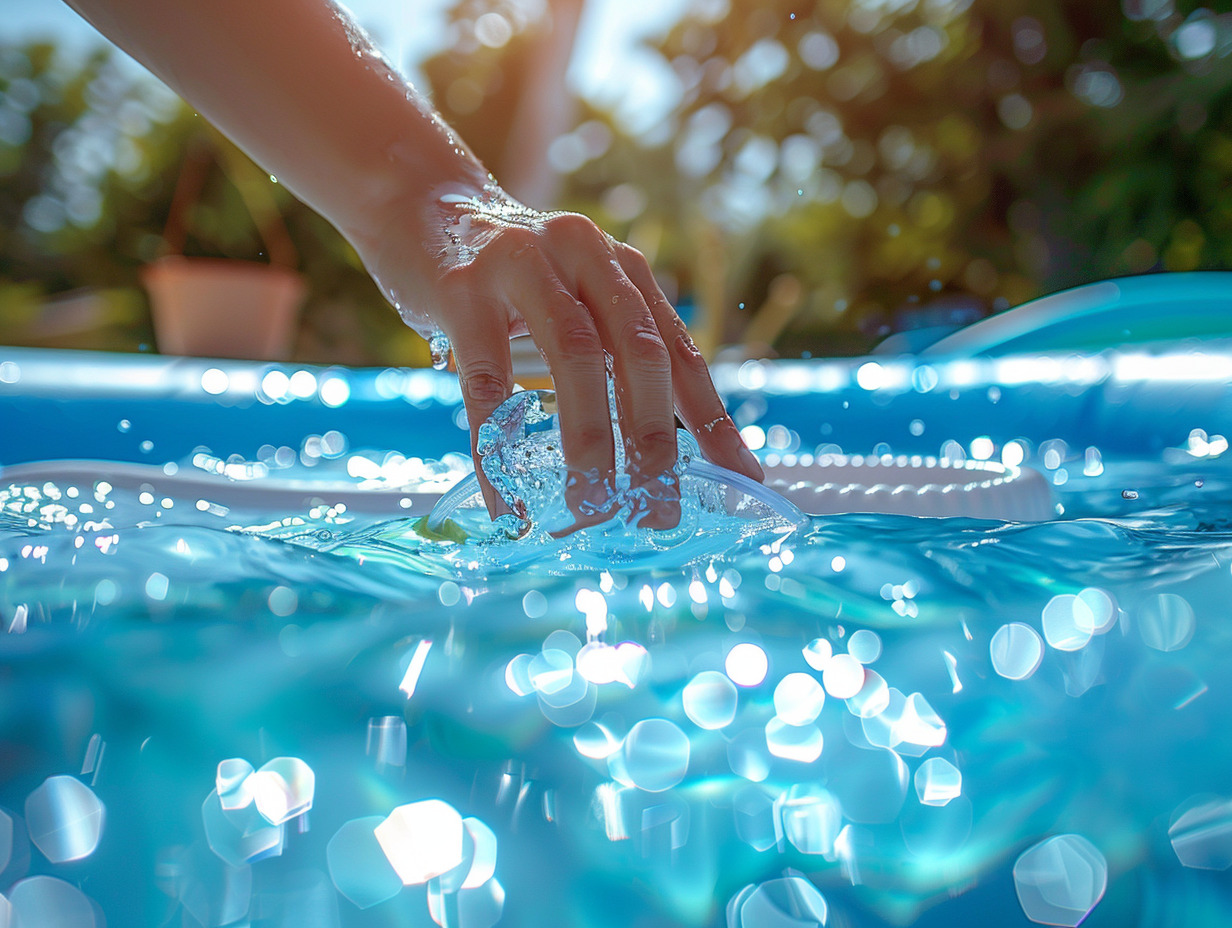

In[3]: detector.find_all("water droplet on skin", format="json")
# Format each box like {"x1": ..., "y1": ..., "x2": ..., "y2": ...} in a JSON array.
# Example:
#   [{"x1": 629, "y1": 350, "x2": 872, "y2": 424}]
[{"x1": 429, "y1": 333, "x2": 452, "y2": 371}]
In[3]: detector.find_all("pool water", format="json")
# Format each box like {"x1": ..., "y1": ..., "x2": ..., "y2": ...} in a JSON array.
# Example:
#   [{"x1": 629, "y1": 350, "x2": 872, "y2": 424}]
[{"x1": 4, "y1": 333, "x2": 1232, "y2": 928}]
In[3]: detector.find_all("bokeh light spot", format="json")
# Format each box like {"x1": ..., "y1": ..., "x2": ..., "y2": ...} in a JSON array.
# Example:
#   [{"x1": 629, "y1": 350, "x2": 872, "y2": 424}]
[
  {"x1": 765, "y1": 717, "x2": 824, "y2": 763},
  {"x1": 621, "y1": 719, "x2": 690, "y2": 792},
  {"x1": 726, "y1": 643, "x2": 769, "y2": 687},
  {"x1": 990, "y1": 623, "x2": 1045, "y2": 680},
  {"x1": 375, "y1": 799, "x2": 465, "y2": 886},
  {"x1": 1139, "y1": 592, "x2": 1195, "y2": 652},
  {"x1": 1042, "y1": 594, "x2": 1094, "y2": 652},
  {"x1": 24, "y1": 776, "x2": 104, "y2": 864},
  {"x1": 728, "y1": 875, "x2": 829, "y2": 927},
  {"x1": 1013, "y1": 834, "x2": 1107, "y2": 927},
  {"x1": 847, "y1": 629, "x2": 882, "y2": 664},
  {"x1": 773, "y1": 672, "x2": 825, "y2": 726},
  {"x1": 326, "y1": 816, "x2": 403, "y2": 909},
  {"x1": 802, "y1": 637, "x2": 832, "y2": 670},
  {"x1": 1169, "y1": 796, "x2": 1232, "y2": 870},
  {"x1": 822, "y1": 654, "x2": 865, "y2": 699},
  {"x1": 9, "y1": 875, "x2": 98, "y2": 928},
  {"x1": 915, "y1": 757, "x2": 962, "y2": 806},
  {"x1": 683, "y1": 670, "x2": 739, "y2": 729}
]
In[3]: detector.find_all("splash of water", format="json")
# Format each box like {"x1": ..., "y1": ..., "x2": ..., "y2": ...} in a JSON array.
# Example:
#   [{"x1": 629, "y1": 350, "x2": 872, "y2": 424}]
[
  {"x1": 433, "y1": 184, "x2": 567, "y2": 271},
  {"x1": 424, "y1": 383, "x2": 806, "y2": 563}
]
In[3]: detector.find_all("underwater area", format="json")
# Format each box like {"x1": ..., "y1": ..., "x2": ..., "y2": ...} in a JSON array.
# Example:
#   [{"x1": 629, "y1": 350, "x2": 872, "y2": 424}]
[{"x1": 4, "y1": 279, "x2": 1232, "y2": 927}]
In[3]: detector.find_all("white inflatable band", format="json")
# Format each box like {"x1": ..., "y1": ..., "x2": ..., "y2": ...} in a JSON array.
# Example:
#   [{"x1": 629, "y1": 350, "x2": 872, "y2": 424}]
[{"x1": 2, "y1": 454, "x2": 1055, "y2": 524}]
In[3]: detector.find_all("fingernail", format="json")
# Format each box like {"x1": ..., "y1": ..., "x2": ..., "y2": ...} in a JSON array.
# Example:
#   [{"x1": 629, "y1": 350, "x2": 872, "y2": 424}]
[{"x1": 738, "y1": 444, "x2": 765, "y2": 482}]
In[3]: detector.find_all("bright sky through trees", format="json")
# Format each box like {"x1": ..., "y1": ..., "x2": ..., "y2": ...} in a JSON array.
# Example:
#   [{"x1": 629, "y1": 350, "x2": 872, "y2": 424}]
[{"x1": 0, "y1": 0, "x2": 689, "y2": 117}]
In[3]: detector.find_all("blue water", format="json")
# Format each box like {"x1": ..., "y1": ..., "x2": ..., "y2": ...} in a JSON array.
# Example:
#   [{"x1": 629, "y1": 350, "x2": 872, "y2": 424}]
[{"x1": 4, "y1": 334, "x2": 1232, "y2": 927}]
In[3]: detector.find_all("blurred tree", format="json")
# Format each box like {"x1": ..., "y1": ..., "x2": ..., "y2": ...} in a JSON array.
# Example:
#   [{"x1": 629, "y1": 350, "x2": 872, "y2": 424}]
[
  {"x1": 0, "y1": 43, "x2": 152, "y2": 348},
  {"x1": 0, "y1": 41, "x2": 423, "y2": 364},
  {"x1": 420, "y1": 0, "x2": 586, "y2": 206},
  {"x1": 553, "y1": 0, "x2": 1232, "y2": 356},
  {"x1": 4, "y1": 0, "x2": 1232, "y2": 362}
]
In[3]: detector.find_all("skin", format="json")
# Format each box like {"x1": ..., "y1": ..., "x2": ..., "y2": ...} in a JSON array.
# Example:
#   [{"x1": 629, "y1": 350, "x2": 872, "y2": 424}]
[{"x1": 64, "y1": 0, "x2": 765, "y2": 520}]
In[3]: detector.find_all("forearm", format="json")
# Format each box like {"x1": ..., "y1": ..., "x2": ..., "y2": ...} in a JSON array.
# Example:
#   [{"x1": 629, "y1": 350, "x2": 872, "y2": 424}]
[{"x1": 64, "y1": 0, "x2": 488, "y2": 250}]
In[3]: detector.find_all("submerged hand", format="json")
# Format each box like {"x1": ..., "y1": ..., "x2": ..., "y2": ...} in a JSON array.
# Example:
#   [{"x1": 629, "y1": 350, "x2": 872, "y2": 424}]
[{"x1": 361, "y1": 181, "x2": 765, "y2": 523}]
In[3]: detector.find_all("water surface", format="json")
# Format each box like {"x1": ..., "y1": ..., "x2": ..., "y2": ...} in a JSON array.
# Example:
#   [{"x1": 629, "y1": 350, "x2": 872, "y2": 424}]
[{"x1": 3, "y1": 434, "x2": 1232, "y2": 927}]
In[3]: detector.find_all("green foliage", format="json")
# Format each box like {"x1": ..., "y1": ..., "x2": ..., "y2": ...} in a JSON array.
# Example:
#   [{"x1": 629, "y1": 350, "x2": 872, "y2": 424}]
[
  {"x1": 553, "y1": 0, "x2": 1232, "y2": 355},
  {"x1": 0, "y1": 42, "x2": 421, "y2": 364},
  {"x1": 5, "y1": 0, "x2": 1232, "y2": 362}
]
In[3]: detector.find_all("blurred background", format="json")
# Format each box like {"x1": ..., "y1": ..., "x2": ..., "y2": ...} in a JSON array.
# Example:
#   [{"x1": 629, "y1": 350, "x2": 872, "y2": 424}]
[{"x1": 0, "y1": 0, "x2": 1228, "y2": 365}]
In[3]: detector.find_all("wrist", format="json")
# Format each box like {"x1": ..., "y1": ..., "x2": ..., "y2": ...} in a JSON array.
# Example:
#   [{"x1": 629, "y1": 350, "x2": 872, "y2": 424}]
[
  {"x1": 348, "y1": 169, "x2": 502, "y2": 337},
  {"x1": 336, "y1": 121, "x2": 492, "y2": 251}
]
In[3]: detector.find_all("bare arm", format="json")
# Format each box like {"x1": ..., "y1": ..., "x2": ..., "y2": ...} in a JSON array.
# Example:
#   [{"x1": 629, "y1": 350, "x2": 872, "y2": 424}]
[
  {"x1": 65, "y1": 0, "x2": 764, "y2": 518},
  {"x1": 64, "y1": 0, "x2": 474, "y2": 249}
]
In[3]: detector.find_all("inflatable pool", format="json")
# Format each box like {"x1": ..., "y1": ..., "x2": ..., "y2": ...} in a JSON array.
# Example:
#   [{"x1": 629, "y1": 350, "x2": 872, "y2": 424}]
[{"x1": 2, "y1": 274, "x2": 1232, "y2": 927}]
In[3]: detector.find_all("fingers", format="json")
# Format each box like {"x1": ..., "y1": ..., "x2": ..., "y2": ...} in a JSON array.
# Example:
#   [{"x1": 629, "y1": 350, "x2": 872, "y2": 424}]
[
  {"x1": 577, "y1": 270, "x2": 677, "y2": 469},
  {"x1": 446, "y1": 306, "x2": 516, "y2": 519},
  {"x1": 502, "y1": 247, "x2": 623, "y2": 526},
  {"x1": 434, "y1": 207, "x2": 759, "y2": 538},
  {"x1": 545, "y1": 228, "x2": 677, "y2": 528},
  {"x1": 610, "y1": 241, "x2": 765, "y2": 483},
  {"x1": 519, "y1": 290, "x2": 615, "y2": 474}
]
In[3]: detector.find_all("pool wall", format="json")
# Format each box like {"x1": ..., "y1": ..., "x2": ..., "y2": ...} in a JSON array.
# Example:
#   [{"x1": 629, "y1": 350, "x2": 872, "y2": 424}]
[{"x1": 4, "y1": 343, "x2": 1231, "y2": 471}]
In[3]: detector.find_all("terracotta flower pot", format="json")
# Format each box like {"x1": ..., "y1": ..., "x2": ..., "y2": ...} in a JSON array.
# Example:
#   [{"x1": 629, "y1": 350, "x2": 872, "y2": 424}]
[{"x1": 142, "y1": 255, "x2": 306, "y2": 361}]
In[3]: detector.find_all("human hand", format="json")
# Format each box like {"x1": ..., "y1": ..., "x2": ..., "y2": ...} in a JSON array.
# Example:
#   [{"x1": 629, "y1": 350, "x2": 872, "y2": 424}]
[
  {"x1": 60, "y1": 0, "x2": 752, "y2": 527},
  {"x1": 360, "y1": 181, "x2": 764, "y2": 527}
]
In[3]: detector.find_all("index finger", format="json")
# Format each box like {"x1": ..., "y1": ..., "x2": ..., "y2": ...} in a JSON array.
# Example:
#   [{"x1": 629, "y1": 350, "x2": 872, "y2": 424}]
[{"x1": 443, "y1": 305, "x2": 516, "y2": 519}]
